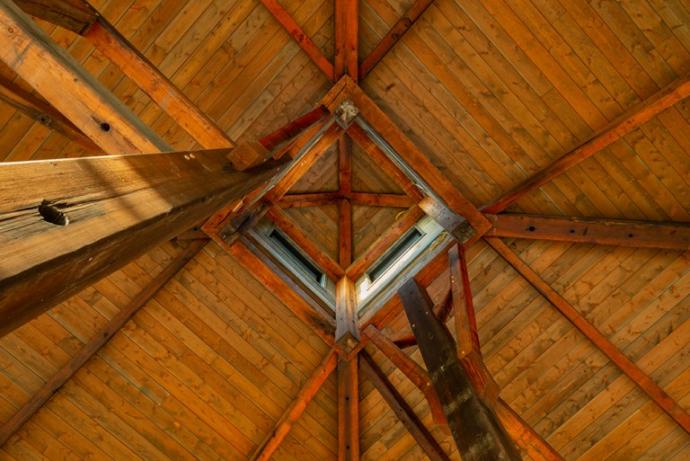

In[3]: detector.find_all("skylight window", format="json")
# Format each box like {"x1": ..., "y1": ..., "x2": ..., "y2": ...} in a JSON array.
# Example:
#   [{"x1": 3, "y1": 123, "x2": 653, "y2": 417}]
[
  {"x1": 268, "y1": 229, "x2": 326, "y2": 286},
  {"x1": 367, "y1": 228, "x2": 424, "y2": 282}
]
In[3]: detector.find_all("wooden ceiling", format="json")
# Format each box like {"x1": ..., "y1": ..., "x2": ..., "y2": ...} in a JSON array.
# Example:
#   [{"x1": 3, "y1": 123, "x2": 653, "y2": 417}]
[{"x1": 0, "y1": 0, "x2": 689, "y2": 460}]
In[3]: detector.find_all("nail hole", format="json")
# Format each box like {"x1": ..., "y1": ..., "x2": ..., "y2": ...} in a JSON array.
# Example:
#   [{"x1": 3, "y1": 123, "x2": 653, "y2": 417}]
[
  {"x1": 569, "y1": 229, "x2": 576, "y2": 234},
  {"x1": 628, "y1": 233, "x2": 634, "y2": 238},
  {"x1": 100, "y1": 122, "x2": 111, "y2": 132},
  {"x1": 528, "y1": 225, "x2": 536, "y2": 232},
  {"x1": 38, "y1": 200, "x2": 69, "y2": 226}
]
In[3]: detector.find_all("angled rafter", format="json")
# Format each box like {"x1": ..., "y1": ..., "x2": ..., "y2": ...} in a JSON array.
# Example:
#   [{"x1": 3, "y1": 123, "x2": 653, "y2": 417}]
[
  {"x1": 0, "y1": 238, "x2": 207, "y2": 446},
  {"x1": 259, "y1": 0, "x2": 334, "y2": 81},
  {"x1": 359, "y1": 0, "x2": 434, "y2": 80},
  {"x1": 266, "y1": 205, "x2": 344, "y2": 280},
  {"x1": 0, "y1": 75, "x2": 98, "y2": 152},
  {"x1": 486, "y1": 237, "x2": 690, "y2": 434},
  {"x1": 360, "y1": 351, "x2": 450, "y2": 461},
  {"x1": 0, "y1": 148, "x2": 284, "y2": 336},
  {"x1": 449, "y1": 245, "x2": 480, "y2": 357},
  {"x1": 259, "y1": 106, "x2": 329, "y2": 151},
  {"x1": 486, "y1": 213, "x2": 690, "y2": 251},
  {"x1": 0, "y1": 0, "x2": 168, "y2": 153},
  {"x1": 81, "y1": 19, "x2": 233, "y2": 150},
  {"x1": 484, "y1": 76, "x2": 690, "y2": 214},
  {"x1": 334, "y1": 0, "x2": 358, "y2": 80},
  {"x1": 363, "y1": 324, "x2": 446, "y2": 426},
  {"x1": 252, "y1": 349, "x2": 338, "y2": 461},
  {"x1": 399, "y1": 279, "x2": 521, "y2": 460}
]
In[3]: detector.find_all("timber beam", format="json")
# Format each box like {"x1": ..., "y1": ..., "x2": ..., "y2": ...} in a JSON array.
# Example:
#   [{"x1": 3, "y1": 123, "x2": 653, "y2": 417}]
[
  {"x1": 337, "y1": 354, "x2": 359, "y2": 461},
  {"x1": 486, "y1": 213, "x2": 690, "y2": 251},
  {"x1": 399, "y1": 279, "x2": 521, "y2": 460},
  {"x1": 0, "y1": 238, "x2": 207, "y2": 445},
  {"x1": 484, "y1": 76, "x2": 690, "y2": 214},
  {"x1": 334, "y1": 0, "x2": 358, "y2": 81},
  {"x1": 359, "y1": 0, "x2": 435, "y2": 80},
  {"x1": 252, "y1": 349, "x2": 338, "y2": 461},
  {"x1": 486, "y1": 237, "x2": 690, "y2": 434},
  {"x1": 0, "y1": 148, "x2": 285, "y2": 337}
]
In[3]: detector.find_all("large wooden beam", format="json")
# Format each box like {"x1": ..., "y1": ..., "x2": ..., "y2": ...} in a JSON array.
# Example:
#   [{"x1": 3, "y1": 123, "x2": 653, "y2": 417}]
[
  {"x1": 252, "y1": 349, "x2": 338, "y2": 461},
  {"x1": 82, "y1": 18, "x2": 233, "y2": 150},
  {"x1": 365, "y1": 325, "x2": 562, "y2": 460},
  {"x1": 0, "y1": 238, "x2": 206, "y2": 445},
  {"x1": 485, "y1": 237, "x2": 690, "y2": 434},
  {"x1": 337, "y1": 355, "x2": 359, "y2": 461},
  {"x1": 0, "y1": 75, "x2": 98, "y2": 152},
  {"x1": 0, "y1": 148, "x2": 284, "y2": 336},
  {"x1": 11, "y1": 0, "x2": 97, "y2": 34},
  {"x1": 277, "y1": 192, "x2": 341, "y2": 208},
  {"x1": 399, "y1": 279, "x2": 521, "y2": 460},
  {"x1": 360, "y1": 351, "x2": 450, "y2": 461},
  {"x1": 484, "y1": 76, "x2": 690, "y2": 214},
  {"x1": 259, "y1": 106, "x2": 328, "y2": 151},
  {"x1": 334, "y1": 0, "x2": 358, "y2": 80},
  {"x1": 349, "y1": 192, "x2": 413, "y2": 208},
  {"x1": 0, "y1": 0, "x2": 168, "y2": 154},
  {"x1": 335, "y1": 276, "x2": 359, "y2": 350},
  {"x1": 338, "y1": 198, "x2": 353, "y2": 266},
  {"x1": 359, "y1": 0, "x2": 434, "y2": 79},
  {"x1": 259, "y1": 0, "x2": 334, "y2": 81},
  {"x1": 449, "y1": 245, "x2": 480, "y2": 357},
  {"x1": 486, "y1": 213, "x2": 690, "y2": 251}
]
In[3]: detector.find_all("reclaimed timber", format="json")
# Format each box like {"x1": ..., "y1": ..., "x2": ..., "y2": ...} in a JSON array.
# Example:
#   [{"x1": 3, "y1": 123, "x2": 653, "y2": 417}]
[
  {"x1": 399, "y1": 279, "x2": 521, "y2": 460},
  {"x1": 359, "y1": 351, "x2": 450, "y2": 461},
  {"x1": 335, "y1": 276, "x2": 359, "y2": 350},
  {"x1": 362, "y1": 324, "x2": 446, "y2": 426},
  {"x1": 346, "y1": 82, "x2": 492, "y2": 235},
  {"x1": 82, "y1": 19, "x2": 232, "y2": 150},
  {"x1": 259, "y1": 0, "x2": 334, "y2": 81},
  {"x1": 485, "y1": 237, "x2": 690, "y2": 434},
  {"x1": 225, "y1": 238, "x2": 336, "y2": 345},
  {"x1": 11, "y1": 0, "x2": 97, "y2": 34},
  {"x1": 349, "y1": 192, "x2": 413, "y2": 208},
  {"x1": 252, "y1": 349, "x2": 338, "y2": 461},
  {"x1": 484, "y1": 76, "x2": 690, "y2": 214},
  {"x1": 449, "y1": 245, "x2": 480, "y2": 357},
  {"x1": 339, "y1": 199, "x2": 353, "y2": 266},
  {"x1": 0, "y1": 0, "x2": 168, "y2": 154},
  {"x1": 259, "y1": 106, "x2": 329, "y2": 151},
  {"x1": 0, "y1": 238, "x2": 207, "y2": 446},
  {"x1": 346, "y1": 205, "x2": 425, "y2": 279},
  {"x1": 359, "y1": 0, "x2": 435, "y2": 79},
  {"x1": 337, "y1": 355, "x2": 359, "y2": 461},
  {"x1": 0, "y1": 75, "x2": 98, "y2": 152},
  {"x1": 392, "y1": 289, "x2": 452, "y2": 348},
  {"x1": 277, "y1": 192, "x2": 341, "y2": 208},
  {"x1": 0, "y1": 147, "x2": 283, "y2": 336},
  {"x1": 266, "y1": 205, "x2": 344, "y2": 280},
  {"x1": 334, "y1": 0, "x2": 358, "y2": 80},
  {"x1": 486, "y1": 213, "x2": 690, "y2": 251}
]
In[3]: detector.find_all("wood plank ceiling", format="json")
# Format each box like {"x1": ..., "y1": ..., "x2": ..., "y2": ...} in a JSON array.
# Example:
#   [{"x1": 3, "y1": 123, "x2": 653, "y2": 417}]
[{"x1": 0, "y1": 0, "x2": 689, "y2": 459}]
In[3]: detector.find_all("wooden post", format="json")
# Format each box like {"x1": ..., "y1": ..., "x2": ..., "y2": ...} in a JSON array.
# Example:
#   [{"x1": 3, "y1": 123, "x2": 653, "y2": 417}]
[
  {"x1": 336, "y1": 276, "x2": 359, "y2": 350},
  {"x1": 399, "y1": 279, "x2": 521, "y2": 461},
  {"x1": 0, "y1": 238, "x2": 207, "y2": 445},
  {"x1": 337, "y1": 355, "x2": 359, "y2": 461},
  {"x1": 0, "y1": 148, "x2": 285, "y2": 336}
]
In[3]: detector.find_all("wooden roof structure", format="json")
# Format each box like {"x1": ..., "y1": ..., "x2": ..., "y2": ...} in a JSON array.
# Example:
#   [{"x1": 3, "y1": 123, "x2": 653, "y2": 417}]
[{"x1": 0, "y1": 0, "x2": 689, "y2": 459}]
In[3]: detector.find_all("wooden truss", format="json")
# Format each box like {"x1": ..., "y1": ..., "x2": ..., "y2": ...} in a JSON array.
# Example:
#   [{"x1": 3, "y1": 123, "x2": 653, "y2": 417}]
[{"x1": 0, "y1": 0, "x2": 689, "y2": 459}]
